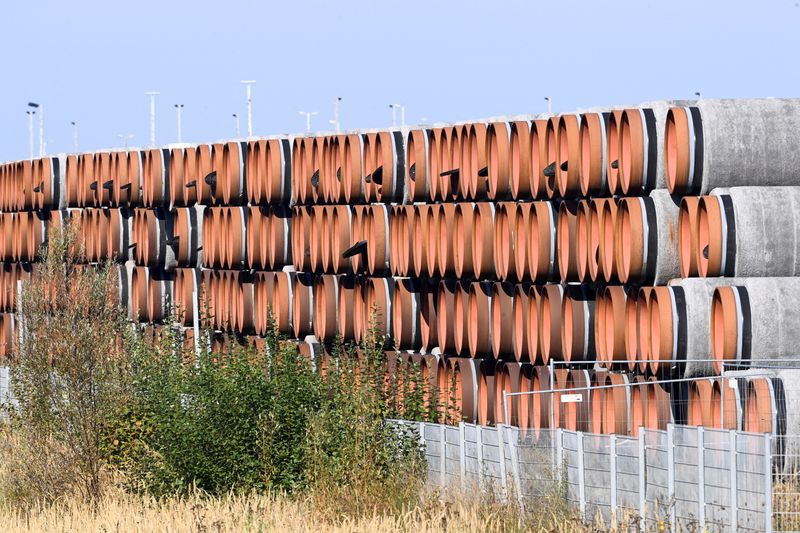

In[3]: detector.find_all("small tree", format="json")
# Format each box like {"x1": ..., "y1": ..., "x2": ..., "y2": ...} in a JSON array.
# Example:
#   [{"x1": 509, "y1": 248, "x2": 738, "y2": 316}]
[{"x1": 3, "y1": 223, "x2": 130, "y2": 505}]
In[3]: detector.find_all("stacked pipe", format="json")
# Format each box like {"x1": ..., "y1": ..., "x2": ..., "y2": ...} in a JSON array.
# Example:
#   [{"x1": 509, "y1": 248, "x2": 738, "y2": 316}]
[{"x1": 2, "y1": 98, "x2": 800, "y2": 437}]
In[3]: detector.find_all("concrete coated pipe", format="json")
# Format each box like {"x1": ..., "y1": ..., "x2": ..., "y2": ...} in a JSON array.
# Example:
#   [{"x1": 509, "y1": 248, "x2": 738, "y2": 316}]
[
  {"x1": 555, "y1": 114, "x2": 582, "y2": 197},
  {"x1": 363, "y1": 276, "x2": 393, "y2": 347},
  {"x1": 452, "y1": 281, "x2": 471, "y2": 356},
  {"x1": 453, "y1": 203, "x2": 476, "y2": 279},
  {"x1": 711, "y1": 377, "x2": 742, "y2": 431},
  {"x1": 603, "y1": 372, "x2": 631, "y2": 435},
  {"x1": 129, "y1": 266, "x2": 150, "y2": 322},
  {"x1": 597, "y1": 286, "x2": 628, "y2": 369},
  {"x1": 192, "y1": 145, "x2": 214, "y2": 206},
  {"x1": 599, "y1": 199, "x2": 620, "y2": 283},
  {"x1": 711, "y1": 278, "x2": 800, "y2": 374},
  {"x1": 677, "y1": 196, "x2": 701, "y2": 277},
  {"x1": 615, "y1": 189, "x2": 681, "y2": 285},
  {"x1": 648, "y1": 278, "x2": 749, "y2": 379},
  {"x1": 141, "y1": 148, "x2": 170, "y2": 208},
  {"x1": 173, "y1": 206, "x2": 203, "y2": 268},
  {"x1": 511, "y1": 203, "x2": 533, "y2": 282},
  {"x1": 264, "y1": 271, "x2": 290, "y2": 335},
  {"x1": 448, "y1": 358, "x2": 479, "y2": 423},
  {"x1": 561, "y1": 284, "x2": 595, "y2": 363},
  {"x1": 487, "y1": 122, "x2": 511, "y2": 201},
  {"x1": 529, "y1": 365, "x2": 551, "y2": 434},
  {"x1": 578, "y1": 111, "x2": 610, "y2": 197},
  {"x1": 510, "y1": 284, "x2": 532, "y2": 363},
  {"x1": 313, "y1": 274, "x2": 339, "y2": 341},
  {"x1": 393, "y1": 206, "x2": 415, "y2": 277},
  {"x1": 436, "y1": 204, "x2": 458, "y2": 278},
  {"x1": 147, "y1": 268, "x2": 175, "y2": 324},
  {"x1": 588, "y1": 198, "x2": 613, "y2": 282},
  {"x1": 493, "y1": 361, "x2": 521, "y2": 426},
  {"x1": 366, "y1": 131, "x2": 405, "y2": 204},
  {"x1": 538, "y1": 284, "x2": 564, "y2": 365},
  {"x1": 336, "y1": 274, "x2": 359, "y2": 341},
  {"x1": 490, "y1": 281, "x2": 515, "y2": 360},
  {"x1": 697, "y1": 187, "x2": 800, "y2": 278},
  {"x1": 575, "y1": 200, "x2": 591, "y2": 282},
  {"x1": 493, "y1": 202, "x2": 519, "y2": 282},
  {"x1": 134, "y1": 208, "x2": 176, "y2": 269},
  {"x1": 330, "y1": 205, "x2": 352, "y2": 274},
  {"x1": 291, "y1": 272, "x2": 315, "y2": 338},
  {"x1": 590, "y1": 370, "x2": 608, "y2": 434},
  {"x1": 509, "y1": 121, "x2": 532, "y2": 200},
  {"x1": 436, "y1": 279, "x2": 465, "y2": 355},
  {"x1": 550, "y1": 368, "x2": 570, "y2": 429},
  {"x1": 290, "y1": 205, "x2": 312, "y2": 273},
  {"x1": 246, "y1": 206, "x2": 269, "y2": 270},
  {"x1": 556, "y1": 201, "x2": 579, "y2": 282},
  {"x1": 605, "y1": 110, "x2": 624, "y2": 195},
  {"x1": 425, "y1": 128, "x2": 444, "y2": 202},
  {"x1": 466, "y1": 123, "x2": 489, "y2": 201},
  {"x1": 366, "y1": 204, "x2": 391, "y2": 276},
  {"x1": 619, "y1": 100, "x2": 693, "y2": 195},
  {"x1": 392, "y1": 277, "x2": 422, "y2": 350},
  {"x1": 476, "y1": 358, "x2": 497, "y2": 426},
  {"x1": 231, "y1": 271, "x2": 255, "y2": 333},
  {"x1": 412, "y1": 204, "x2": 432, "y2": 278},
  {"x1": 419, "y1": 280, "x2": 439, "y2": 354},
  {"x1": 247, "y1": 138, "x2": 291, "y2": 205},
  {"x1": 687, "y1": 379, "x2": 717, "y2": 427},
  {"x1": 564, "y1": 369, "x2": 592, "y2": 432},
  {"x1": 405, "y1": 129, "x2": 429, "y2": 202},
  {"x1": 525, "y1": 286, "x2": 542, "y2": 365},
  {"x1": 169, "y1": 148, "x2": 187, "y2": 208},
  {"x1": 470, "y1": 202, "x2": 496, "y2": 280},
  {"x1": 253, "y1": 271, "x2": 275, "y2": 336},
  {"x1": 0, "y1": 313, "x2": 15, "y2": 359},
  {"x1": 106, "y1": 207, "x2": 132, "y2": 263},
  {"x1": 341, "y1": 134, "x2": 365, "y2": 204},
  {"x1": 34, "y1": 155, "x2": 65, "y2": 211},
  {"x1": 666, "y1": 99, "x2": 800, "y2": 195},
  {"x1": 528, "y1": 118, "x2": 550, "y2": 199},
  {"x1": 223, "y1": 206, "x2": 247, "y2": 270}
]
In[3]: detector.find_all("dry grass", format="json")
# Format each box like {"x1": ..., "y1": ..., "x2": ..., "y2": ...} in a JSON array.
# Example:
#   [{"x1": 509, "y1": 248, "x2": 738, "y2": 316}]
[{"x1": 0, "y1": 488, "x2": 600, "y2": 533}]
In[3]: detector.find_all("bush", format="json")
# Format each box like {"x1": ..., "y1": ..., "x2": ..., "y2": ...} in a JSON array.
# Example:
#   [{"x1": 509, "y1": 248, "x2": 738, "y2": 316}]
[{"x1": 1, "y1": 224, "x2": 131, "y2": 505}]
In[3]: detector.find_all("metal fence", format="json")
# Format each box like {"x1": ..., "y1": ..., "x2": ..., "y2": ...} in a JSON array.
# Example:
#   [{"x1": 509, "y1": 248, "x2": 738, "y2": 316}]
[{"x1": 400, "y1": 420, "x2": 779, "y2": 532}]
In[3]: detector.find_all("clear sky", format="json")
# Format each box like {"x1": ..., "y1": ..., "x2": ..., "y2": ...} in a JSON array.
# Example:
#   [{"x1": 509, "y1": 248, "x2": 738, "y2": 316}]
[{"x1": 1, "y1": 0, "x2": 798, "y2": 162}]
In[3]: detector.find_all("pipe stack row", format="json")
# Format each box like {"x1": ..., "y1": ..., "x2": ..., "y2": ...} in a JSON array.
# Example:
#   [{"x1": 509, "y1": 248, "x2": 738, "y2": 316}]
[{"x1": 1, "y1": 98, "x2": 800, "y2": 436}]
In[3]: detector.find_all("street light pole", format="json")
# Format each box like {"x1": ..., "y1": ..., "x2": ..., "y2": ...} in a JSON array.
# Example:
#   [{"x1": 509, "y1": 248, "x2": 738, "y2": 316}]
[
  {"x1": 544, "y1": 96, "x2": 552, "y2": 114},
  {"x1": 117, "y1": 134, "x2": 134, "y2": 150},
  {"x1": 240, "y1": 80, "x2": 256, "y2": 137},
  {"x1": 232, "y1": 114, "x2": 240, "y2": 137},
  {"x1": 174, "y1": 104, "x2": 184, "y2": 143},
  {"x1": 298, "y1": 111, "x2": 318, "y2": 133},
  {"x1": 333, "y1": 96, "x2": 341, "y2": 133},
  {"x1": 390, "y1": 103, "x2": 405, "y2": 127},
  {"x1": 145, "y1": 91, "x2": 160, "y2": 147},
  {"x1": 71, "y1": 121, "x2": 78, "y2": 151},
  {"x1": 26, "y1": 110, "x2": 36, "y2": 159}
]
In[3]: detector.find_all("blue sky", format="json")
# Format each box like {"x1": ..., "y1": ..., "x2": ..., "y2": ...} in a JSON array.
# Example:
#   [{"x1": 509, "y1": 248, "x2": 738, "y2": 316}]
[{"x1": 1, "y1": 0, "x2": 798, "y2": 161}]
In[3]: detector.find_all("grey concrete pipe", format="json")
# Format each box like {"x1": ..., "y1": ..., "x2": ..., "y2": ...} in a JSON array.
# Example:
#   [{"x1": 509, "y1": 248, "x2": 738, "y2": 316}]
[
  {"x1": 697, "y1": 186, "x2": 800, "y2": 278},
  {"x1": 711, "y1": 277, "x2": 800, "y2": 374},
  {"x1": 618, "y1": 100, "x2": 694, "y2": 196},
  {"x1": 614, "y1": 189, "x2": 681, "y2": 285},
  {"x1": 666, "y1": 98, "x2": 800, "y2": 195},
  {"x1": 649, "y1": 277, "x2": 749, "y2": 379}
]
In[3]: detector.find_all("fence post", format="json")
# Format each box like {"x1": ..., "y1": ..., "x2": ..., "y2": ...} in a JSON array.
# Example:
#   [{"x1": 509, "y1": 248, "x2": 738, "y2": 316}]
[
  {"x1": 459, "y1": 422, "x2": 466, "y2": 491},
  {"x1": 497, "y1": 425, "x2": 508, "y2": 502},
  {"x1": 610, "y1": 434, "x2": 618, "y2": 529},
  {"x1": 555, "y1": 427, "x2": 564, "y2": 486},
  {"x1": 440, "y1": 423, "x2": 447, "y2": 487},
  {"x1": 639, "y1": 429, "x2": 647, "y2": 530},
  {"x1": 764, "y1": 432, "x2": 772, "y2": 533},
  {"x1": 729, "y1": 430, "x2": 738, "y2": 530},
  {"x1": 667, "y1": 424, "x2": 676, "y2": 530},
  {"x1": 508, "y1": 426, "x2": 525, "y2": 511},
  {"x1": 697, "y1": 426, "x2": 706, "y2": 532},
  {"x1": 476, "y1": 424, "x2": 485, "y2": 491},
  {"x1": 577, "y1": 432, "x2": 586, "y2": 520}
]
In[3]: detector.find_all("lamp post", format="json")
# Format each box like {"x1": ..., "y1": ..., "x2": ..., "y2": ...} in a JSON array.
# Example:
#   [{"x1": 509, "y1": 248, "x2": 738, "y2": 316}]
[
  {"x1": 70, "y1": 121, "x2": 78, "y2": 152},
  {"x1": 28, "y1": 102, "x2": 44, "y2": 156},
  {"x1": 544, "y1": 96, "x2": 552, "y2": 114},
  {"x1": 144, "y1": 91, "x2": 160, "y2": 147},
  {"x1": 329, "y1": 96, "x2": 342, "y2": 133},
  {"x1": 298, "y1": 111, "x2": 318, "y2": 133},
  {"x1": 174, "y1": 104, "x2": 184, "y2": 143},
  {"x1": 232, "y1": 113, "x2": 240, "y2": 137},
  {"x1": 240, "y1": 80, "x2": 256, "y2": 137},
  {"x1": 117, "y1": 134, "x2": 134, "y2": 149},
  {"x1": 26, "y1": 110, "x2": 36, "y2": 159},
  {"x1": 390, "y1": 103, "x2": 405, "y2": 127}
]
